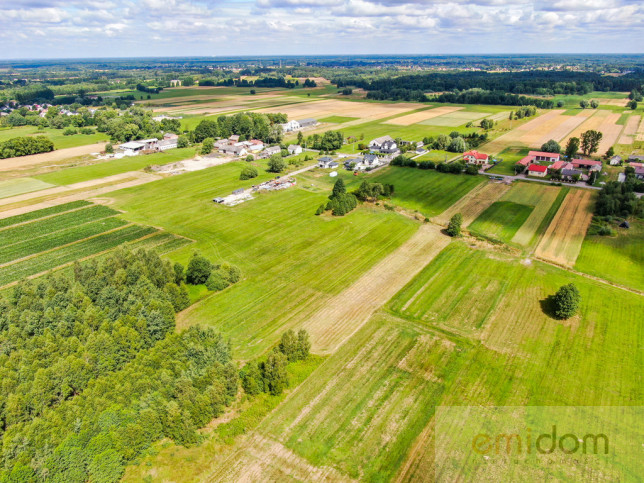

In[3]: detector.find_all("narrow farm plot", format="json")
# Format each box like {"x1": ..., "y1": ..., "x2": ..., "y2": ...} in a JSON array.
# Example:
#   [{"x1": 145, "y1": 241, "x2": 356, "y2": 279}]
[
  {"x1": 432, "y1": 181, "x2": 511, "y2": 227},
  {"x1": 420, "y1": 110, "x2": 492, "y2": 127},
  {"x1": 302, "y1": 223, "x2": 450, "y2": 354},
  {"x1": 0, "y1": 142, "x2": 107, "y2": 172},
  {"x1": 535, "y1": 189, "x2": 594, "y2": 267},
  {"x1": 618, "y1": 115, "x2": 641, "y2": 144},
  {"x1": 0, "y1": 178, "x2": 55, "y2": 199},
  {"x1": 481, "y1": 109, "x2": 565, "y2": 154},
  {"x1": 384, "y1": 106, "x2": 461, "y2": 126},
  {"x1": 562, "y1": 109, "x2": 624, "y2": 154},
  {"x1": 468, "y1": 201, "x2": 534, "y2": 244}
]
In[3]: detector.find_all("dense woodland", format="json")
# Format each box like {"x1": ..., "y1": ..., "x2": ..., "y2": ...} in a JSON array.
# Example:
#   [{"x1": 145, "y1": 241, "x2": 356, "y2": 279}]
[{"x1": 0, "y1": 249, "x2": 247, "y2": 482}]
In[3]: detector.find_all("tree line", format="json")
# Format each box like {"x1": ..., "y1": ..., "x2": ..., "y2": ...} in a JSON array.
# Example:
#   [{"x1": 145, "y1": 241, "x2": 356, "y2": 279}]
[{"x1": 0, "y1": 135, "x2": 54, "y2": 159}]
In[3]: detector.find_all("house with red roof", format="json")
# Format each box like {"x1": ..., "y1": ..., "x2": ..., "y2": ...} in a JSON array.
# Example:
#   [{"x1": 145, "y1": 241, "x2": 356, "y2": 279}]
[
  {"x1": 462, "y1": 150, "x2": 489, "y2": 165},
  {"x1": 517, "y1": 150, "x2": 560, "y2": 167},
  {"x1": 527, "y1": 164, "x2": 548, "y2": 177}
]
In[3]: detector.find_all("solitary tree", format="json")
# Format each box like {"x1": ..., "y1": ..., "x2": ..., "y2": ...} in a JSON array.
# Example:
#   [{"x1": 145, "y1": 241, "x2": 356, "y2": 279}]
[
  {"x1": 605, "y1": 146, "x2": 615, "y2": 158},
  {"x1": 201, "y1": 137, "x2": 214, "y2": 155},
  {"x1": 579, "y1": 100, "x2": 589, "y2": 109},
  {"x1": 565, "y1": 137, "x2": 579, "y2": 159},
  {"x1": 186, "y1": 252, "x2": 212, "y2": 285},
  {"x1": 590, "y1": 100, "x2": 599, "y2": 109},
  {"x1": 628, "y1": 99, "x2": 638, "y2": 110},
  {"x1": 267, "y1": 153, "x2": 286, "y2": 173},
  {"x1": 580, "y1": 130, "x2": 603, "y2": 156},
  {"x1": 105, "y1": 143, "x2": 114, "y2": 154},
  {"x1": 552, "y1": 283, "x2": 581, "y2": 319},
  {"x1": 177, "y1": 135, "x2": 189, "y2": 149},
  {"x1": 446, "y1": 213, "x2": 463, "y2": 237}
]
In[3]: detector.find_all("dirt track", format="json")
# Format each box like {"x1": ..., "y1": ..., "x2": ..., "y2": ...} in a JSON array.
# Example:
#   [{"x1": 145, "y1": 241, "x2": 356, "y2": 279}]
[
  {"x1": 0, "y1": 143, "x2": 107, "y2": 172},
  {"x1": 302, "y1": 224, "x2": 451, "y2": 355}
]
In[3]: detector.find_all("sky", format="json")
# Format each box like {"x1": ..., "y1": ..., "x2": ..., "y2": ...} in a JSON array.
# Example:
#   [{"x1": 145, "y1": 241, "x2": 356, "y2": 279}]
[{"x1": 1, "y1": 0, "x2": 643, "y2": 59}]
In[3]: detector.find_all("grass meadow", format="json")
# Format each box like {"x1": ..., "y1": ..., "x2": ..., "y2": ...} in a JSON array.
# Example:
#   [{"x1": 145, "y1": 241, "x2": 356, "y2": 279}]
[{"x1": 468, "y1": 201, "x2": 534, "y2": 243}]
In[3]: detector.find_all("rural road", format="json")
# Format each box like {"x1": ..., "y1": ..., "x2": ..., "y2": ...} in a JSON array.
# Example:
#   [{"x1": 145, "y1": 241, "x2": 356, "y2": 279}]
[{"x1": 480, "y1": 171, "x2": 603, "y2": 190}]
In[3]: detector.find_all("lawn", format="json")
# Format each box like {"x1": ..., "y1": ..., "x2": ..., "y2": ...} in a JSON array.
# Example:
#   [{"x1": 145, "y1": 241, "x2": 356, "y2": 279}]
[
  {"x1": 468, "y1": 200, "x2": 534, "y2": 243},
  {"x1": 34, "y1": 147, "x2": 197, "y2": 185},
  {"x1": 0, "y1": 125, "x2": 108, "y2": 149},
  {"x1": 575, "y1": 218, "x2": 644, "y2": 292},
  {"x1": 109, "y1": 161, "x2": 419, "y2": 360},
  {"x1": 487, "y1": 146, "x2": 529, "y2": 175},
  {"x1": 369, "y1": 167, "x2": 486, "y2": 217}
]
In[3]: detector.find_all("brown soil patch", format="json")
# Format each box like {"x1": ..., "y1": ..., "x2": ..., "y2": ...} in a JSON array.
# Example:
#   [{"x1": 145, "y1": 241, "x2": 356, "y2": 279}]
[
  {"x1": 619, "y1": 115, "x2": 641, "y2": 144},
  {"x1": 562, "y1": 110, "x2": 624, "y2": 154},
  {"x1": 383, "y1": 106, "x2": 461, "y2": 126},
  {"x1": 0, "y1": 143, "x2": 107, "y2": 172},
  {"x1": 534, "y1": 189, "x2": 594, "y2": 267},
  {"x1": 302, "y1": 224, "x2": 450, "y2": 355},
  {"x1": 433, "y1": 182, "x2": 511, "y2": 227},
  {"x1": 482, "y1": 110, "x2": 564, "y2": 154}
]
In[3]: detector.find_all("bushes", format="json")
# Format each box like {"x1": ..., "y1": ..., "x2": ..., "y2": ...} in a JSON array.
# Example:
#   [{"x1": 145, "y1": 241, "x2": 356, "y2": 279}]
[
  {"x1": 186, "y1": 252, "x2": 242, "y2": 291},
  {"x1": 354, "y1": 180, "x2": 394, "y2": 202},
  {"x1": 240, "y1": 165, "x2": 258, "y2": 180},
  {"x1": 0, "y1": 135, "x2": 54, "y2": 159},
  {"x1": 446, "y1": 213, "x2": 463, "y2": 237}
]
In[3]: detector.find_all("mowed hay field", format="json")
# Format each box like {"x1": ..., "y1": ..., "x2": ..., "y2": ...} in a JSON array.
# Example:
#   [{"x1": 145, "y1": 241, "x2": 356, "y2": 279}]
[
  {"x1": 370, "y1": 167, "x2": 486, "y2": 217},
  {"x1": 0, "y1": 177, "x2": 55, "y2": 199},
  {"x1": 618, "y1": 114, "x2": 641, "y2": 144},
  {"x1": 575, "y1": 218, "x2": 644, "y2": 292},
  {"x1": 383, "y1": 105, "x2": 461, "y2": 126},
  {"x1": 110, "y1": 162, "x2": 420, "y2": 360},
  {"x1": 202, "y1": 242, "x2": 644, "y2": 482},
  {"x1": 432, "y1": 181, "x2": 511, "y2": 227},
  {"x1": 468, "y1": 201, "x2": 534, "y2": 243},
  {"x1": 535, "y1": 189, "x2": 595, "y2": 267}
]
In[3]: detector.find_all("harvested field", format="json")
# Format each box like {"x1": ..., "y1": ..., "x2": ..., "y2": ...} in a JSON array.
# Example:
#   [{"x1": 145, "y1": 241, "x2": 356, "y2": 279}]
[
  {"x1": 258, "y1": 99, "x2": 424, "y2": 124},
  {"x1": 432, "y1": 181, "x2": 511, "y2": 227},
  {"x1": 619, "y1": 115, "x2": 641, "y2": 144},
  {"x1": 420, "y1": 110, "x2": 492, "y2": 127},
  {"x1": 562, "y1": 110, "x2": 623, "y2": 154},
  {"x1": 637, "y1": 115, "x2": 644, "y2": 141},
  {"x1": 520, "y1": 109, "x2": 593, "y2": 146},
  {"x1": 535, "y1": 189, "x2": 594, "y2": 267},
  {"x1": 302, "y1": 224, "x2": 450, "y2": 354},
  {"x1": 482, "y1": 110, "x2": 563, "y2": 154},
  {"x1": 0, "y1": 142, "x2": 107, "y2": 172},
  {"x1": 601, "y1": 98, "x2": 629, "y2": 107},
  {"x1": 384, "y1": 106, "x2": 460, "y2": 126}
]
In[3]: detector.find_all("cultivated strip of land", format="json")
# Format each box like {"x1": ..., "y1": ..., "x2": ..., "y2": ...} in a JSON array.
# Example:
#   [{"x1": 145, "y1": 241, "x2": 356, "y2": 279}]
[{"x1": 0, "y1": 142, "x2": 107, "y2": 172}]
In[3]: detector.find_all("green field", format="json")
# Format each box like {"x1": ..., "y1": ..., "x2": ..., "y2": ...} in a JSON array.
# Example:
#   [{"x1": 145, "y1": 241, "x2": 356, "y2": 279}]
[
  {"x1": 575, "y1": 218, "x2": 644, "y2": 291},
  {"x1": 109, "y1": 161, "x2": 419, "y2": 360},
  {"x1": 0, "y1": 177, "x2": 55, "y2": 199},
  {"x1": 0, "y1": 125, "x2": 108, "y2": 149},
  {"x1": 369, "y1": 167, "x2": 486, "y2": 216},
  {"x1": 467, "y1": 200, "x2": 534, "y2": 243},
  {"x1": 319, "y1": 115, "x2": 359, "y2": 123},
  {"x1": 0, "y1": 200, "x2": 90, "y2": 228},
  {"x1": 34, "y1": 147, "x2": 197, "y2": 185}
]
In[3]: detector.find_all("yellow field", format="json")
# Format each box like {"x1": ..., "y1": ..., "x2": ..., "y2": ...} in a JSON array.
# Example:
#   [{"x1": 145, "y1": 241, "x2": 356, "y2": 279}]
[
  {"x1": 562, "y1": 110, "x2": 623, "y2": 154},
  {"x1": 619, "y1": 115, "x2": 641, "y2": 144},
  {"x1": 535, "y1": 189, "x2": 594, "y2": 267},
  {"x1": 383, "y1": 106, "x2": 461, "y2": 126},
  {"x1": 433, "y1": 181, "x2": 511, "y2": 227}
]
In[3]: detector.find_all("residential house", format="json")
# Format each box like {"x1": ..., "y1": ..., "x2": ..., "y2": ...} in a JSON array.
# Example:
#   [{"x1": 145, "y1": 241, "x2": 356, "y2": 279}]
[
  {"x1": 363, "y1": 154, "x2": 381, "y2": 169},
  {"x1": 279, "y1": 120, "x2": 301, "y2": 133},
  {"x1": 549, "y1": 160, "x2": 566, "y2": 172},
  {"x1": 369, "y1": 135, "x2": 394, "y2": 150},
  {"x1": 627, "y1": 155, "x2": 644, "y2": 163},
  {"x1": 318, "y1": 157, "x2": 339, "y2": 169},
  {"x1": 463, "y1": 150, "x2": 489, "y2": 165},
  {"x1": 221, "y1": 144, "x2": 248, "y2": 156},
  {"x1": 561, "y1": 168, "x2": 583, "y2": 182},
  {"x1": 344, "y1": 157, "x2": 365, "y2": 170},
  {"x1": 379, "y1": 140, "x2": 399, "y2": 155},
  {"x1": 527, "y1": 164, "x2": 548, "y2": 177},
  {"x1": 297, "y1": 118, "x2": 317, "y2": 129},
  {"x1": 288, "y1": 144, "x2": 303, "y2": 155},
  {"x1": 635, "y1": 167, "x2": 644, "y2": 180},
  {"x1": 259, "y1": 146, "x2": 281, "y2": 159},
  {"x1": 609, "y1": 155, "x2": 622, "y2": 166}
]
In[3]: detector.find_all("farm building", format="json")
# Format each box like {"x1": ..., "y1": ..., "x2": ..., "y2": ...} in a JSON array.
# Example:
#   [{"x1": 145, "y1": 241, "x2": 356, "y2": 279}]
[
  {"x1": 629, "y1": 162, "x2": 644, "y2": 168},
  {"x1": 156, "y1": 138, "x2": 177, "y2": 151},
  {"x1": 571, "y1": 159, "x2": 602, "y2": 170},
  {"x1": 527, "y1": 164, "x2": 548, "y2": 177},
  {"x1": 463, "y1": 150, "x2": 489, "y2": 165},
  {"x1": 561, "y1": 168, "x2": 583, "y2": 181},
  {"x1": 635, "y1": 167, "x2": 644, "y2": 180},
  {"x1": 627, "y1": 155, "x2": 644, "y2": 163},
  {"x1": 244, "y1": 140, "x2": 265, "y2": 152},
  {"x1": 221, "y1": 144, "x2": 248, "y2": 156},
  {"x1": 518, "y1": 150, "x2": 560, "y2": 166},
  {"x1": 259, "y1": 146, "x2": 281, "y2": 159},
  {"x1": 297, "y1": 118, "x2": 317, "y2": 129},
  {"x1": 279, "y1": 120, "x2": 301, "y2": 132},
  {"x1": 288, "y1": 144, "x2": 303, "y2": 155},
  {"x1": 119, "y1": 141, "x2": 146, "y2": 156}
]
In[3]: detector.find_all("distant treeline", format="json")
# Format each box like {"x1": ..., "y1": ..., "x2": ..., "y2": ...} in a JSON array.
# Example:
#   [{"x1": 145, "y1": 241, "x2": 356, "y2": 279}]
[
  {"x1": 0, "y1": 135, "x2": 54, "y2": 158},
  {"x1": 198, "y1": 76, "x2": 315, "y2": 89}
]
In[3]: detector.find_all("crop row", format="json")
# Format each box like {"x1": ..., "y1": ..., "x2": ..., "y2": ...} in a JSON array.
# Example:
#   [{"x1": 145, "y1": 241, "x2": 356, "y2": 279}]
[
  {"x1": 2, "y1": 204, "x2": 120, "y2": 246},
  {"x1": 125, "y1": 232, "x2": 193, "y2": 254},
  {"x1": 0, "y1": 224, "x2": 157, "y2": 286},
  {"x1": 0, "y1": 218, "x2": 129, "y2": 265},
  {"x1": 0, "y1": 200, "x2": 91, "y2": 229}
]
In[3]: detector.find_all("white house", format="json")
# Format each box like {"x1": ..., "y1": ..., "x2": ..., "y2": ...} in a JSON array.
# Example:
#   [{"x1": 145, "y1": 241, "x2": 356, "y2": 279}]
[
  {"x1": 369, "y1": 135, "x2": 394, "y2": 150},
  {"x1": 279, "y1": 120, "x2": 301, "y2": 133},
  {"x1": 288, "y1": 144, "x2": 303, "y2": 155},
  {"x1": 318, "y1": 157, "x2": 338, "y2": 169},
  {"x1": 363, "y1": 154, "x2": 381, "y2": 169},
  {"x1": 463, "y1": 150, "x2": 489, "y2": 165}
]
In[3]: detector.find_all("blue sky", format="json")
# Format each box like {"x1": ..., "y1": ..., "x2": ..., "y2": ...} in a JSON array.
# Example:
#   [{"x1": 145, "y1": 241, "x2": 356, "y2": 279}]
[{"x1": 1, "y1": 0, "x2": 643, "y2": 58}]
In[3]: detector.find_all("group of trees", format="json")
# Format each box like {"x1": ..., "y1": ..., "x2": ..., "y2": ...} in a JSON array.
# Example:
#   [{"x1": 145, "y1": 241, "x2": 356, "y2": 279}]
[
  {"x1": 240, "y1": 329, "x2": 311, "y2": 397},
  {"x1": 354, "y1": 180, "x2": 395, "y2": 202},
  {"x1": 391, "y1": 155, "x2": 478, "y2": 175},
  {"x1": 431, "y1": 90, "x2": 555, "y2": 109},
  {"x1": 539, "y1": 129, "x2": 603, "y2": 157},
  {"x1": 421, "y1": 132, "x2": 474, "y2": 153},
  {"x1": 316, "y1": 178, "x2": 358, "y2": 216},
  {"x1": 0, "y1": 248, "x2": 243, "y2": 481},
  {"x1": 0, "y1": 135, "x2": 54, "y2": 159},
  {"x1": 185, "y1": 252, "x2": 242, "y2": 291},
  {"x1": 192, "y1": 112, "x2": 286, "y2": 144},
  {"x1": 509, "y1": 106, "x2": 538, "y2": 120},
  {"x1": 303, "y1": 130, "x2": 344, "y2": 152},
  {"x1": 580, "y1": 130, "x2": 603, "y2": 156},
  {"x1": 595, "y1": 180, "x2": 644, "y2": 218},
  {"x1": 579, "y1": 99, "x2": 599, "y2": 109}
]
